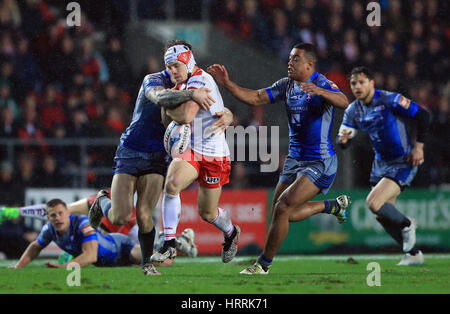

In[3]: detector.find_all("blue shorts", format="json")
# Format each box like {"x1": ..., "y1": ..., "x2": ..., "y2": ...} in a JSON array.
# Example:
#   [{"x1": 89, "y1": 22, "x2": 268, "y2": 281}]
[
  {"x1": 95, "y1": 233, "x2": 136, "y2": 267},
  {"x1": 279, "y1": 154, "x2": 337, "y2": 195},
  {"x1": 113, "y1": 144, "x2": 170, "y2": 177},
  {"x1": 370, "y1": 156, "x2": 418, "y2": 190}
]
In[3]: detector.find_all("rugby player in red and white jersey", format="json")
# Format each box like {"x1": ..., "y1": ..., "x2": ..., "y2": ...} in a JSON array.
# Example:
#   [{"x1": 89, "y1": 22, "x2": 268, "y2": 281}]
[{"x1": 151, "y1": 40, "x2": 240, "y2": 264}]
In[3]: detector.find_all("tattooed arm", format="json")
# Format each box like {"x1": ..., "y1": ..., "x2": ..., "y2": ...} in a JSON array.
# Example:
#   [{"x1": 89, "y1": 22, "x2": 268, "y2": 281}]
[{"x1": 145, "y1": 86, "x2": 215, "y2": 110}]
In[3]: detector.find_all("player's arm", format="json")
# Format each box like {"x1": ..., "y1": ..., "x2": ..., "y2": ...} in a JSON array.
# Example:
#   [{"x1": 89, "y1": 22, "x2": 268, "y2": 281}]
[
  {"x1": 166, "y1": 99, "x2": 200, "y2": 124},
  {"x1": 407, "y1": 106, "x2": 430, "y2": 166},
  {"x1": 207, "y1": 64, "x2": 270, "y2": 106},
  {"x1": 337, "y1": 124, "x2": 358, "y2": 149},
  {"x1": 392, "y1": 95, "x2": 430, "y2": 166},
  {"x1": 337, "y1": 108, "x2": 358, "y2": 149},
  {"x1": 206, "y1": 107, "x2": 234, "y2": 135},
  {"x1": 9, "y1": 240, "x2": 44, "y2": 268},
  {"x1": 301, "y1": 83, "x2": 349, "y2": 109},
  {"x1": 46, "y1": 240, "x2": 98, "y2": 268},
  {"x1": 145, "y1": 86, "x2": 215, "y2": 111}
]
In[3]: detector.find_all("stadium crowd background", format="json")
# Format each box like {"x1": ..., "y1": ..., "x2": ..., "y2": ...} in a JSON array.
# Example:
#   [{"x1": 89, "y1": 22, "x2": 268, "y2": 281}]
[{"x1": 0, "y1": 0, "x2": 449, "y2": 208}]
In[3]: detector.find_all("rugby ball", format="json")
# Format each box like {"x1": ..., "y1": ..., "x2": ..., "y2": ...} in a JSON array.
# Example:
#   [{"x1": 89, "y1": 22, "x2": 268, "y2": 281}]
[{"x1": 164, "y1": 121, "x2": 191, "y2": 157}]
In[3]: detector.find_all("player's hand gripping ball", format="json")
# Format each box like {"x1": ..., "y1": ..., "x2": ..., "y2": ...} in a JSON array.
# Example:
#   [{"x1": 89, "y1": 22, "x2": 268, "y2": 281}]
[{"x1": 164, "y1": 121, "x2": 191, "y2": 157}]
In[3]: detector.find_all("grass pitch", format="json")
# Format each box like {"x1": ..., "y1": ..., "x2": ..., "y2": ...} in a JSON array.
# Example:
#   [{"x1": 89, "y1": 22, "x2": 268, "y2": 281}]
[{"x1": 0, "y1": 254, "x2": 449, "y2": 294}]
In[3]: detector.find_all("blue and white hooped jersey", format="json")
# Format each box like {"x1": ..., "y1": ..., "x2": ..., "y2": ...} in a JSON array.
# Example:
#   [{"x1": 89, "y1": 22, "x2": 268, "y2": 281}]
[
  {"x1": 37, "y1": 215, "x2": 123, "y2": 265},
  {"x1": 120, "y1": 70, "x2": 174, "y2": 153},
  {"x1": 341, "y1": 89, "x2": 419, "y2": 161},
  {"x1": 265, "y1": 72, "x2": 343, "y2": 161}
]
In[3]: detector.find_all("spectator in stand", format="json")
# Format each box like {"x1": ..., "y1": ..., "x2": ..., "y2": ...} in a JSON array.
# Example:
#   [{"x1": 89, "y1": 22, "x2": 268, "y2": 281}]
[
  {"x1": 15, "y1": 153, "x2": 39, "y2": 203},
  {"x1": 0, "y1": 160, "x2": 21, "y2": 206},
  {"x1": 81, "y1": 86, "x2": 102, "y2": 122},
  {"x1": 269, "y1": 9, "x2": 294, "y2": 61},
  {"x1": 0, "y1": 106, "x2": 17, "y2": 139},
  {"x1": 53, "y1": 35, "x2": 79, "y2": 92},
  {"x1": 104, "y1": 107, "x2": 126, "y2": 137},
  {"x1": 0, "y1": 0, "x2": 22, "y2": 31},
  {"x1": 39, "y1": 84, "x2": 66, "y2": 136},
  {"x1": 17, "y1": 98, "x2": 48, "y2": 156},
  {"x1": 0, "y1": 82, "x2": 20, "y2": 120},
  {"x1": 78, "y1": 37, "x2": 109, "y2": 86},
  {"x1": 67, "y1": 109, "x2": 91, "y2": 138},
  {"x1": 238, "y1": 0, "x2": 270, "y2": 44},
  {"x1": 12, "y1": 37, "x2": 42, "y2": 100},
  {"x1": 38, "y1": 154, "x2": 63, "y2": 187},
  {"x1": 211, "y1": 0, "x2": 241, "y2": 39},
  {"x1": 103, "y1": 36, "x2": 133, "y2": 90}
]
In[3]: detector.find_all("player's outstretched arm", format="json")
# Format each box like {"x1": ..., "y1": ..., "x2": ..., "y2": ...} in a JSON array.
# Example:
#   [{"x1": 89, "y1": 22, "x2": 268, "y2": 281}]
[
  {"x1": 145, "y1": 86, "x2": 214, "y2": 111},
  {"x1": 207, "y1": 64, "x2": 270, "y2": 106},
  {"x1": 9, "y1": 240, "x2": 43, "y2": 268},
  {"x1": 301, "y1": 83, "x2": 349, "y2": 109}
]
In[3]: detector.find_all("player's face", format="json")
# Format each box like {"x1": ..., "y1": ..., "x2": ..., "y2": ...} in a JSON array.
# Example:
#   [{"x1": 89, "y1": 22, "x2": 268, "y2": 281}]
[
  {"x1": 288, "y1": 49, "x2": 313, "y2": 81},
  {"x1": 166, "y1": 61, "x2": 188, "y2": 84},
  {"x1": 350, "y1": 73, "x2": 374, "y2": 100},
  {"x1": 47, "y1": 204, "x2": 70, "y2": 233}
]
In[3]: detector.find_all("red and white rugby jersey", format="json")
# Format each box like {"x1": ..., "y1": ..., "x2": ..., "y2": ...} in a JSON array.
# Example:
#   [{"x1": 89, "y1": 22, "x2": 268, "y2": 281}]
[{"x1": 177, "y1": 68, "x2": 230, "y2": 158}]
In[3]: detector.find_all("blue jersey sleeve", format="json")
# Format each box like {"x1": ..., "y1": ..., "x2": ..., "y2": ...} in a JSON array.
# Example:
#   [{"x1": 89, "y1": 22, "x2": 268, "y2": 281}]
[
  {"x1": 37, "y1": 222, "x2": 53, "y2": 247},
  {"x1": 319, "y1": 78, "x2": 343, "y2": 94},
  {"x1": 342, "y1": 104, "x2": 358, "y2": 129},
  {"x1": 265, "y1": 78, "x2": 289, "y2": 103},
  {"x1": 390, "y1": 93, "x2": 419, "y2": 118},
  {"x1": 143, "y1": 70, "x2": 172, "y2": 93},
  {"x1": 78, "y1": 216, "x2": 98, "y2": 243}
]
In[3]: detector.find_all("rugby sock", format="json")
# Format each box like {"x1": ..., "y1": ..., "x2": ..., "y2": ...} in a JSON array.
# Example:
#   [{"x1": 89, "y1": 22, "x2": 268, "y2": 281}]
[
  {"x1": 376, "y1": 203, "x2": 411, "y2": 229},
  {"x1": 17, "y1": 205, "x2": 44, "y2": 220},
  {"x1": 162, "y1": 193, "x2": 181, "y2": 241},
  {"x1": 376, "y1": 212, "x2": 419, "y2": 255},
  {"x1": 257, "y1": 254, "x2": 272, "y2": 271},
  {"x1": 138, "y1": 228, "x2": 156, "y2": 266},
  {"x1": 323, "y1": 199, "x2": 340, "y2": 215},
  {"x1": 99, "y1": 196, "x2": 112, "y2": 221},
  {"x1": 376, "y1": 216, "x2": 403, "y2": 245},
  {"x1": 210, "y1": 207, "x2": 234, "y2": 238}
]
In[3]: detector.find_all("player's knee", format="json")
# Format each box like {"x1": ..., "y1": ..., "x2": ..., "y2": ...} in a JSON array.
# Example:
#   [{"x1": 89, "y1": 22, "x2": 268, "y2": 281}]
[
  {"x1": 164, "y1": 178, "x2": 182, "y2": 195},
  {"x1": 136, "y1": 211, "x2": 154, "y2": 231},
  {"x1": 198, "y1": 209, "x2": 215, "y2": 222},
  {"x1": 109, "y1": 212, "x2": 132, "y2": 225},
  {"x1": 365, "y1": 195, "x2": 381, "y2": 213},
  {"x1": 273, "y1": 199, "x2": 291, "y2": 220}
]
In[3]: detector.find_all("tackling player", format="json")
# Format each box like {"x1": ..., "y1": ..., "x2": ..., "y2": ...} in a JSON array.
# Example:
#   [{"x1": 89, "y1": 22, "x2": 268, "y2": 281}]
[
  {"x1": 150, "y1": 40, "x2": 240, "y2": 265},
  {"x1": 208, "y1": 43, "x2": 351, "y2": 274},
  {"x1": 338, "y1": 66, "x2": 430, "y2": 266},
  {"x1": 87, "y1": 65, "x2": 232, "y2": 275}
]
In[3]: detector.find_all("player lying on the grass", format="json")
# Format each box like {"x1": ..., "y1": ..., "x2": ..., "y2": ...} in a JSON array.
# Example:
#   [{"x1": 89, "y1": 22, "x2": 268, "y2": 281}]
[
  {"x1": 338, "y1": 66, "x2": 430, "y2": 266},
  {"x1": 1, "y1": 192, "x2": 197, "y2": 263},
  {"x1": 8, "y1": 199, "x2": 157, "y2": 269}
]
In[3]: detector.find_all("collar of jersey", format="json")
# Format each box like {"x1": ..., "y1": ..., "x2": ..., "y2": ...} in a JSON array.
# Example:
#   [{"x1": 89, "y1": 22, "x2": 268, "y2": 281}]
[{"x1": 306, "y1": 71, "x2": 319, "y2": 83}]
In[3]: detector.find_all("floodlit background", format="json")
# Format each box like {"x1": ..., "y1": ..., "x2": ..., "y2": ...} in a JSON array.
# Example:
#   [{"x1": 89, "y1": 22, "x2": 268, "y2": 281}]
[{"x1": 0, "y1": 0, "x2": 449, "y2": 258}]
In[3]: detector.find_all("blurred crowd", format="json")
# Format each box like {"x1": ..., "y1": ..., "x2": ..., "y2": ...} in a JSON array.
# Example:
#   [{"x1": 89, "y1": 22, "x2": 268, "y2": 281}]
[{"x1": 0, "y1": 0, "x2": 449, "y2": 207}]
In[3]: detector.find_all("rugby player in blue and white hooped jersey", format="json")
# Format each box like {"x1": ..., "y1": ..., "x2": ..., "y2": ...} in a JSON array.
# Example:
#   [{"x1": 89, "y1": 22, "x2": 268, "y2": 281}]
[
  {"x1": 338, "y1": 66, "x2": 430, "y2": 266},
  {"x1": 10, "y1": 199, "x2": 141, "y2": 269},
  {"x1": 208, "y1": 43, "x2": 351, "y2": 275},
  {"x1": 87, "y1": 68, "x2": 222, "y2": 275}
]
